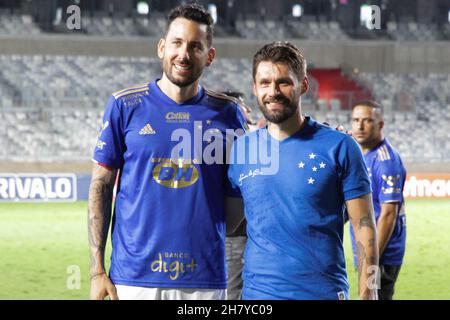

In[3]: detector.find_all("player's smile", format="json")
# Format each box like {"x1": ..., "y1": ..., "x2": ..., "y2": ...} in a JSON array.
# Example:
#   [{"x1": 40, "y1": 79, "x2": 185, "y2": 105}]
[
  {"x1": 173, "y1": 62, "x2": 193, "y2": 75},
  {"x1": 174, "y1": 64, "x2": 191, "y2": 71},
  {"x1": 265, "y1": 103, "x2": 286, "y2": 114},
  {"x1": 264, "y1": 97, "x2": 289, "y2": 110},
  {"x1": 267, "y1": 102, "x2": 284, "y2": 108}
]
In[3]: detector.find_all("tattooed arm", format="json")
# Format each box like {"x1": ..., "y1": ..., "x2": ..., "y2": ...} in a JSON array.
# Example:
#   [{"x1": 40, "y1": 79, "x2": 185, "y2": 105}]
[
  {"x1": 88, "y1": 163, "x2": 118, "y2": 300},
  {"x1": 347, "y1": 193, "x2": 379, "y2": 300}
]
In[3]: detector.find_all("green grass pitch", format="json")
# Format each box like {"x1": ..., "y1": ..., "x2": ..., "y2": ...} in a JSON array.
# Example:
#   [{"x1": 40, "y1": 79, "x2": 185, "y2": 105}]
[{"x1": 0, "y1": 199, "x2": 449, "y2": 299}]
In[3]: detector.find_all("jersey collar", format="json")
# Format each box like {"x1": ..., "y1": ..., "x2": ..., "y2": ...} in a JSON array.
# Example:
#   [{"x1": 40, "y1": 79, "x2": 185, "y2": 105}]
[
  {"x1": 150, "y1": 79, "x2": 204, "y2": 106},
  {"x1": 263, "y1": 116, "x2": 314, "y2": 143}
]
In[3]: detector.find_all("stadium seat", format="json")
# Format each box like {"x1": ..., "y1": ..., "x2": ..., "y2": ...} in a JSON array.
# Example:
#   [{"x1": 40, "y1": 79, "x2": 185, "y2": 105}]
[{"x1": 0, "y1": 53, "x2": 449, "y2": 163}]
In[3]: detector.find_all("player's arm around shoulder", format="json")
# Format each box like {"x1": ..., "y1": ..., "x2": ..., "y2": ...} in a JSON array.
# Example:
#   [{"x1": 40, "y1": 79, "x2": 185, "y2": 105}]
[
  {"x1": 346, "y1": 194, "x2": 379, "y2": 300},
  {"x1": 88, "y1": 163, "x2": 119, "y2": 300}
]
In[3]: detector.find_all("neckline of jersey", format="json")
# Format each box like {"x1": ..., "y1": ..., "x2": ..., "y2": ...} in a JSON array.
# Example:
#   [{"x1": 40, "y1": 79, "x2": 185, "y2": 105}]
[
  {"x1": 262, "y1": 116, "x2": 314, "y2": 144},
  {"x1": 150, "y1": 79, "x2": 204, "y2": 107},
  {"x1": 366, "y1": 138, "x2": 387, "y2": 157}
]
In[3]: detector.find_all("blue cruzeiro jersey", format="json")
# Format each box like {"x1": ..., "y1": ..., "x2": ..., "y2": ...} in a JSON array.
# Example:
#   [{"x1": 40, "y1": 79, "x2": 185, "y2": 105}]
[
  {"x1": 92, "y1": 80, "x2": 247, "y2": 289},
  {"x1": 350, "y1": 138, "x2": 407, "y2": 266},
  {"x1": 227, "y1": 117, "x2": 372, "y2": 300}
]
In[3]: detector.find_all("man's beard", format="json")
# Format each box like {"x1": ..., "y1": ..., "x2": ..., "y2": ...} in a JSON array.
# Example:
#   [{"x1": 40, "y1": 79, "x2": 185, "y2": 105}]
[
  {"x1": 162, "y1": 58, "x2": 202, "y2": 88},
  {"x1": 258, "y1": 94, "x2": 299, "y2": 124}
]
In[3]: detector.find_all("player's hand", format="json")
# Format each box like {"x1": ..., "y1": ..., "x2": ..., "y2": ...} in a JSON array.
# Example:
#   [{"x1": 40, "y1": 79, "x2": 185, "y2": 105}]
[
  {"x1": 257, "y1": 118, "x2": 266, "y2": 128},
  {"x1": 90, "y1": 273, "x2": 118, "y2": 300},
  {"x1": 335, "y1": 125, "x2": 353, "y2": 136}
]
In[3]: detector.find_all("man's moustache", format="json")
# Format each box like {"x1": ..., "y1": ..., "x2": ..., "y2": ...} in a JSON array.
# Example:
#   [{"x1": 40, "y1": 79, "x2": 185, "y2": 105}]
[{"x1": 264, "y1": 97, "x2": 288, "y2": 104}]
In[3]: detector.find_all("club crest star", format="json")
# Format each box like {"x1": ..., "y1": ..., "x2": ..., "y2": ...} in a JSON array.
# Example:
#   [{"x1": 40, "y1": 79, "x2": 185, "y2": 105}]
[
  {"x1": 308, "y1": 177, "x2": 315, "y2": 184},
  {"x1": 298, "y1": 162, "x2": 305, "y2": 168},
  {"x1": 319, "y1": 162, "x2": 326, "y2": 169},
  {"x1": 309, "y1": 153, "x2": 316, "y2": 159}
]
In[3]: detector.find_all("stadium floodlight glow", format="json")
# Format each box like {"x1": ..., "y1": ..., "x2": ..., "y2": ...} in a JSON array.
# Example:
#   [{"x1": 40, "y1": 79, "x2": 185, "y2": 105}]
[
  {"x1": 137, "y1": 1, "x2": 149, "y2": 15},
  {"x1": 53, "y1": 7, "x2": 62, "y2": 25},
  {"x1": 208, "y1": 4, "x2": 218, "y2": 24},
  {"x1": 360, "y1": 4, "x2": 372, "y2": 28},
  {"x1": 448, "y1": 9, "x2": 450, "y2": 22},
  {"x1": 292, "y1": 4, "x2": 303, "y2": 18}
]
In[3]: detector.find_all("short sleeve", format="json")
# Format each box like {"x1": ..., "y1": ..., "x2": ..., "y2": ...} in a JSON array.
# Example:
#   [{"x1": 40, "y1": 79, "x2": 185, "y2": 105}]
[
  {"x1": 226, "y1": 142, "x2": 242, "y2": 198},
  {"x1": 374, "y1": 160, "x2": 405, "y2": 203},
  {"x1": 231, "y1": 102, "x2": 249, "y2": 132},
  {"x1": 224, "y1": 105, "x2": 246, "y2": 198},
  {"x1": 338, "y1": 136, "x2": 372, "y2": 201},
  {"x1": 92, "y1": 96, "x2": 125, "y2": 168}
]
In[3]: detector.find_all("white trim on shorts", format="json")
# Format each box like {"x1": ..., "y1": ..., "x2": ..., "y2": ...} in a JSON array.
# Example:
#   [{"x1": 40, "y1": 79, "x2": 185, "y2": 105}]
[{"x1": 115, "y1": 285, "x2": 227, "y2": 300}]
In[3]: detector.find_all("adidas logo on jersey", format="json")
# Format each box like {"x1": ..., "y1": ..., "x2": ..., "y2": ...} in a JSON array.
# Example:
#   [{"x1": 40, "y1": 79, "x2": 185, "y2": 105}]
[{"x1": 139, "y1": 124, "x2": 156, "y2": 135}]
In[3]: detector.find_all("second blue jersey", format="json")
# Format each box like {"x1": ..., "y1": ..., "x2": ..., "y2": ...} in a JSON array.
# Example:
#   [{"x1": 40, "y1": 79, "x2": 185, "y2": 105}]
[
  {"x1": 350, "y1": 138, "x2": 407, "y2": 266},
  {"x1": 228, "y1": 117, "x2": 372, "y2": 300},
  {"x1": 92, "y1": 80, "x2": 247, "y2": 289}
]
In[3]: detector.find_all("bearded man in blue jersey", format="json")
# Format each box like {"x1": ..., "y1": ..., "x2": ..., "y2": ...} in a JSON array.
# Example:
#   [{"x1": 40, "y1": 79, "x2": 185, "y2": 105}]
[
  {"x1": 228, "y1": 42, "x2": 379, "y2": 300},
  {"x1": 350, "y1": 100, "x2": 407, "y2": 300},
  {"x1": 88, "y1": 3, "x2": 247, "y2": 300}
]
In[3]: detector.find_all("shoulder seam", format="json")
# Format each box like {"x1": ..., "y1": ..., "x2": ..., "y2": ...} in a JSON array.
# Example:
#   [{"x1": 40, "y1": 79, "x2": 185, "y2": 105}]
[
  {"x1": 112, "y1": 83, "x2": 149, "y2": 99},
  {"x1": 204, "y1": 88, "x2": 241, "y2": 105}
]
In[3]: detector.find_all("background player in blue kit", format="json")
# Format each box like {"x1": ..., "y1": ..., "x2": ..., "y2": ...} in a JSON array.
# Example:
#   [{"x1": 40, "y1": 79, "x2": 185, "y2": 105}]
[
  {"x1": 228, "y1": 42, "x2": 379, "y2": 300},
  {"x1": 350, "y1": 100, "x2": 407, "y2": 300},
  {"x1": 88, "y1": 3, "x2": 247, "y2": 300}
]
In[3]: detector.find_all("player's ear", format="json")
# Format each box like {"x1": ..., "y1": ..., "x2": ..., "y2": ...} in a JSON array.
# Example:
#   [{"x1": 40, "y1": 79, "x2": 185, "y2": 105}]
[
  {"x1": 252, "y1": 82, "x2": 257, "y2": 97},
  {"x1": 379, "y1": 120, "x2": 384, "y2": 130},
  {"x1": 300, "y1": 77, "x2": 309, "y2": 95},
  {"x1": 206, "y1": 47, "x2": 216, "y2": 67},
  {"x1": 157, "y1": 38, "x2": 165, "y2": 60}
]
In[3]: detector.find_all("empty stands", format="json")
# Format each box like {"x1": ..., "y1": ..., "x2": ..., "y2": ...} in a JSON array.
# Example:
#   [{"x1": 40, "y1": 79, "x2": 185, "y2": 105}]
[{"x1": 0, "y1": 54, "x2": 449, "y2": 163}]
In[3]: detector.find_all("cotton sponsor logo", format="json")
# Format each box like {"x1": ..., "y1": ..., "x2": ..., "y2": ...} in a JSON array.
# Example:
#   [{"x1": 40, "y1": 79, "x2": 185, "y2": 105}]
[{"x1": 165, "y1": 112, "x2": 190, "y2": 123}]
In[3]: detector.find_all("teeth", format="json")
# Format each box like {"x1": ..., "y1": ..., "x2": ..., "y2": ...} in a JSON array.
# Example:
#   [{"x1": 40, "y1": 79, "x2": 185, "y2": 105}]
[{"x1": 174, "y1": 64, "x2": 190, "y2": 70}]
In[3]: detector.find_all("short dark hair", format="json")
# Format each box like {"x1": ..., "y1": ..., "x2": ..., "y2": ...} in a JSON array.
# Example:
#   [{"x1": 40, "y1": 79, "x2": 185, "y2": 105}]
[
  {"x1": 352, "y1": 100, "x2": 383, "y2": 113},
  {"x1": 352, "y1": 100, "x2": 384, "y2": 119},
  {"x1": 167, "y1": 3, "x2": 214, "y2": 47},
  {"x1": 252, "y1": 41, "x2": 307, "y2": 81}
]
